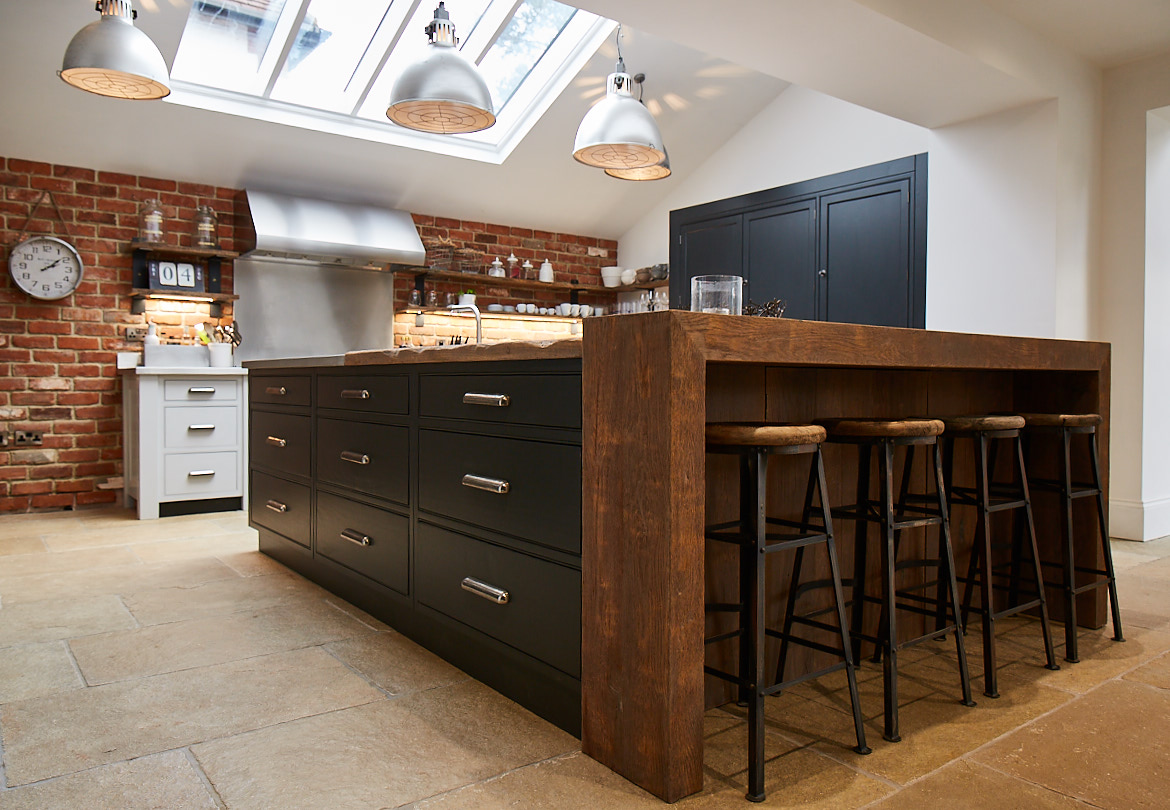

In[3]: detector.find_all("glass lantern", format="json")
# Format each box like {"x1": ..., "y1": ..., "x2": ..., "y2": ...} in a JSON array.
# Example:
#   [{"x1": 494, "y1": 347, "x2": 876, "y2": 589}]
[
  {"x1": 137, "y1": 198, "x2": 164, "y2": 243},
  {"x1": 193, "y1": 205, "x2": 219, "y2": 249}
]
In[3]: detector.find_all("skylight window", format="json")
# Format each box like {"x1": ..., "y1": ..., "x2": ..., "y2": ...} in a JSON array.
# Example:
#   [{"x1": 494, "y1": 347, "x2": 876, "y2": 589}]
[{"x1": 167, "y1": 0, "x2": 614, "y2": 163}]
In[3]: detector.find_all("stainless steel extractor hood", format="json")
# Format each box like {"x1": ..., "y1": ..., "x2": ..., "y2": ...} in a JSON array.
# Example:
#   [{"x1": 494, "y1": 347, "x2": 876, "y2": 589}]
[{"x1": 241, "y1": 189, "x2": 425, "y2": 269}]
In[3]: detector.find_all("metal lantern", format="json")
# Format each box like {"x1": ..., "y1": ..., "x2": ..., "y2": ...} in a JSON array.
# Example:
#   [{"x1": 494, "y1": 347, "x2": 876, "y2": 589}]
[{"x1": 572, "y1": 57, "x2": 664, "y2": 170}]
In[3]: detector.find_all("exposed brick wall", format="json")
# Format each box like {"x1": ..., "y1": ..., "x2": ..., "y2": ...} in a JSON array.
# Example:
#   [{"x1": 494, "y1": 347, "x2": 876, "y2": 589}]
[
  {"x1": 1, "y1": 155, "x2": 622, "y2": 515},
  {"x1": 396, "y1": 214, "x2": 618, "y2": 311},
  {"x1": 0, "y1": 156, "x2": 242, "y2": 513}
]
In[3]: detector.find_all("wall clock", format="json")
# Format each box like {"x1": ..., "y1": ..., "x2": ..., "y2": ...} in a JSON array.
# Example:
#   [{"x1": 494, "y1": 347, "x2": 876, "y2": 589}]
[{"x1": 8, "y1": 236, "x2": 84, "y2": 300}]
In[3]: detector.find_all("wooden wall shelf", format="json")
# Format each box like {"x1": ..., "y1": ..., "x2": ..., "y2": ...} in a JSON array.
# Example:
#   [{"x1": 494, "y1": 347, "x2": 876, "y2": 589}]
[
  {"x1": 124, "y1": 243, "x2": 240, "y2": 260},
  {"x1": 394, "y1": 267, "x2": 668, "y2": 300}
]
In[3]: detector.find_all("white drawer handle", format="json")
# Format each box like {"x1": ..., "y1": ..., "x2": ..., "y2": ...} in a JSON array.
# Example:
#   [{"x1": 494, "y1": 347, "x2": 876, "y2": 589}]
[
  {"x1": 462, "y1": 577, "x2": 510, "y2": 605},
  {"x1": 462, "y1": 474, "x2": 509, "y2": 494},
  {"x1": 266, "y1": 436, "x2": 287, "y2": 448},
  {"x1": 265, "y1": 386, "x2": 287, "y2": 396},
  {"x1": 463, "y1": 393, "x2": 510, "y2": 408},
  {"x1": 341, "y1": 389, "x2": 371, "y2": 400},
  {"x1": 188, "y1": 424, "x2": 215, "y2": 431},
  {"x1": 188, "y1": 387, "x2": 216, "y2": 394},
  {"x1": 341, "y1": 451, "x2": 370, "y2": 465},
  {"x1": 265, "y1": 500, "x2": 288, "y2": 513},
  {"x1": 340, "y1": 529, "x2": 371, "y2": 547},
  {"x1": 188, "y1": 469, "x2": 216, "y2": 477}
]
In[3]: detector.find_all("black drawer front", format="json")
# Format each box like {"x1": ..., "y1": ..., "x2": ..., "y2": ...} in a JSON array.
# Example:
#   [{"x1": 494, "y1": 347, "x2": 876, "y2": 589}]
[
  {"x1": 250, "y1": 375, "x2": 311, "y2": 407},
  {"x1": 315, "y1": 491, "x2": 409, "y2": 595},
  {"x1": 318, "y1": 375, "x2": 409, "y2": 415},
  {"x1": 418, "y1": 430, "x2": 581, "y2": 554},
  {"x1": 316, "y1": 418, "x2": 409, "y2": 505},
  {"x1": 416, "y1": 522, "x2": 580, "y2": 677},
  {"x1": 420, "y1": 373, "x2": 581, "y2": 429},
  {"x1": 250, "y1": 471, "x2": 311, "y2": 548},
  {"x1": 250, "y1": 411, "x2": 311, "y2": 478}
]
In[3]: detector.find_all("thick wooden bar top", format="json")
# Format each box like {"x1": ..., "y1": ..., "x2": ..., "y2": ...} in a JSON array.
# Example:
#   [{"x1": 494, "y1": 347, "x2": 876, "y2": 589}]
[{"x1": 580, "y1": 311, "x2": 1109, "y2": 803}]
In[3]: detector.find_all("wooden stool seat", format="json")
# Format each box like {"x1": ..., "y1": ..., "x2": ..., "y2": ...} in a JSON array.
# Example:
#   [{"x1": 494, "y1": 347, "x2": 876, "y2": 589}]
[
  {"x1": 821, "y1": 418, "x2": 944, "y2": 438},
  {"x1": 940, "y1": 415, "x2": 1025, "y2": 433},
  {"x1": 1019, "y1": 413, "x2": 1102, "y2": 429},
  {"x1": 706, "y1": 422, "x2": 826, "y2": 447}
]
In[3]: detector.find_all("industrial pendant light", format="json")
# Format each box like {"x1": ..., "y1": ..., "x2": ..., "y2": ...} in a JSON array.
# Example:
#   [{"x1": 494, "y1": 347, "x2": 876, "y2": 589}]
[
  {"x1": 606, "y1": 147, "x2": 671, "y2": 181},
  {"x1": 572, "y1": 25, "x2": 665, "y2": 170},
  {"x1": 59, "y1": 0, "x2": 171, "y2": 100},
  {"x1": 387, "y1": 2, "x2": 496, "y2": 134}
]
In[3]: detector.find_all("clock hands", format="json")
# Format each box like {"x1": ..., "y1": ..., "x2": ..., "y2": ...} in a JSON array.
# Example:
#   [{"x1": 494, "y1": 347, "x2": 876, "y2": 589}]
[{"x1": 39, "y1": 258, "x2": 65, "y2": 272}]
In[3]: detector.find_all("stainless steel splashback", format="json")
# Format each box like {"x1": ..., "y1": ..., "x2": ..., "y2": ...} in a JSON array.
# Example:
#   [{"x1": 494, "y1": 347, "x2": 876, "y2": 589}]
[{"x1": 232, "y1": 258, "x2": 396, "y2": 362}]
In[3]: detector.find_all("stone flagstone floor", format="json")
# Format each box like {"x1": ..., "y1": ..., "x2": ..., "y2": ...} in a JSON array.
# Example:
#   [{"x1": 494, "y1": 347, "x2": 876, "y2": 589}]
[{"x1": 1, "y1": 507, "x2": 1168, "y2": 809}]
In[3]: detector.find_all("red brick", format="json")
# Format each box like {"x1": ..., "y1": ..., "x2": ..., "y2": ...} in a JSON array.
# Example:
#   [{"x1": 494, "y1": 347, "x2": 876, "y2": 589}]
[
  {"x1": 30, "y1": 407, "x2": 72, "y2": 420},
  {"x1": 140, "y1": 177, "x2": 177, "y2": 192},
  {"x1": 0, "y1": 496, "x2": 31, "y2": 511},
  {"x1": 28, "y1": 321, "x2": 71, "y2": 335},
  {"x1": 58, "y1": 448, "x2": 101, "y2": 463},
  {"x1": 76, "y1": 405, "x2": 115, "y2": 420},
  {"x1": 31, "y1": 493, "x2": 74, "y2": 508},
  {"x1": 76, "y1": 433, "x2": 117, "y2": 447},
  {"x1": 77, "y1": 490, "x2": 118, "y2": 506},
  {"x1": 58, "y1": 391, "x2": 101, "y2": 406},
  {"x1": 76, "y1": 182, "x2": 118, "y2": 197},
  {"x1": 0, "y1": 348, "x2": 31, "y2": 362},
  {"x1": 56, "y1": 479, "x2": 94, "y2": 493},
  {"x1": 30, "y1": 176, "x2": 73, "y2": 193},
  {"x1": 33, "y1": 349, "x2": 74, "y2": 364},
  {"x1": 57, "y1": 336, "x2": 100, "y2": 350},
  {"x1": 0, "y1": 465, "x2": 29, "y2": 480},
  {"x1": 12, "y1": 480, "x2": 52, "y2": 495},
  {"x1": 11, "y1": 392, "x2": 54, "y2": 406},
  {"x1": 54, "y1": 165, "x2": 96, "y2": 181},
  {"x1": 8, "y1": 159, "x2": 52, "y2": 175},
  {"x1": 76, "y1": 461, "x2": 117, "y2": 476},
  {"x1": 59, "y1": 308, "x2": 104, "y2": 323}
]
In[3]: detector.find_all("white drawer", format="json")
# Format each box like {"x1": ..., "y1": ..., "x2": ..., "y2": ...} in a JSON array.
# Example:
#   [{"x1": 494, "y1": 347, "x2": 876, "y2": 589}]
[
  {"x1": 164, "y1": 379, "x2": 240, "y2": 403},
  {"x1": 164, "y1": 406, "x2": 240, "y2": 450},
  {"x1": 163, "y1": 452, "x2": 239, "y2": 497}
]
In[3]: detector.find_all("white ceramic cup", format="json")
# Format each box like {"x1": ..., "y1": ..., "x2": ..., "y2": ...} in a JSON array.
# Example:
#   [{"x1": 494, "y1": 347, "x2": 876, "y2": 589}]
[
  {"x1": 208, "y1": 343, "x2": 232, "y2": 368},
  {"x1": 558, "y1": 303, "x2": 572, "y2": 316},
  {"x1": 580, "y1": 304, "x2": 593, "y2": 317},
  {"x1": 570, "y1": 304, "x2": 580, "y2": 317}
]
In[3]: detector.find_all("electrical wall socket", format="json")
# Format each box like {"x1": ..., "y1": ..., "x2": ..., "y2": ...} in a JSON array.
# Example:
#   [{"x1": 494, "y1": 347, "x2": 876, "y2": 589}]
[
  {"x1": 125, "y1": 327, "x2": 148, "y2": 341},
  {"x1": 0, "y1": 430, "x2": 8, "y2": 447},
  {"x1": 14, "y1": 430, "x2": 43, "y2": 446}
]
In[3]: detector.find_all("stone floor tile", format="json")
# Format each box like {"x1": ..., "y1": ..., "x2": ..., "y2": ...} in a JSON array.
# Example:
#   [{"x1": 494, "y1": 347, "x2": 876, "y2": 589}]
[
  {"x1": 0, "y1": 558, "x2": 238, "y2": 606},
  {"x1": 415, "y1": 752, "x2": 683, "y2": 810},
  {"x1": 325, "y1": 631, "x2": 467, "y2": 695},
  {"x1": 973, "y1": 679, "x2": 1170, "y2": 810},
  {"x1": 996, "y1": 624, "x2": 1170, "y2": 694},
  {"x1": 70, "y1": 596, "x2": 375, "y2": 684},
  {"x1": 191, "y1": 680, "x2": 577, "y2": 810},
  {"x1": 867, "y1": 759, "x2": 1093, "y2": 809},
  {"x1": 0, "y1": 594, "x2": 136, "y2": 648},
  {"x1": 122, "y1": 569, "x2": 322, "y2": 625},
  {"x1": 215, "y1": 549, "x2": 290, "y2": 577},
  {"x1": 0, "y1": 750, "x2": 217, "y2": 810},
  {"x1": 1116, "y1": 571, "x2": 1170, "y2": 630},
  {"x1": 0, "y1": 646, "x2": 384, "y2": 786},
  {"x1": 322, "y1": 594, "x2": 391, "y2": 631},
  {"x1": 1123, "y1": 650, "x2": 1170, "y2": 691},
  {"x1": 0, "y1": 641, "x2": 82, "y2": 703},
  {"x1": 129, "y1": 530, "x2": 259, "y2": 565},
  {"x1": 815, "y1": 670, "x2": 1073, "y2": 785},
  {"x1": 41, "y1": 517, "x2": 235, "y2": 553},
  {"x1": 0, "y1": 535, "x2": 46, "y2": 557},
  {"x1": 0, "y1": 514, "x2": 83, "y2": 541},
  {"x1": 0, "y1": 546, "x2": 142, "y2": 582}
]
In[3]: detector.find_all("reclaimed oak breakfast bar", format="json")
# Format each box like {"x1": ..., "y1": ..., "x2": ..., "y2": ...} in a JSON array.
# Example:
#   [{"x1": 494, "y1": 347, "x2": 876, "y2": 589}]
[
  {"x1": 246, "y1": 312, "x2": 1110, "y2": 805},
  {"x1": 580, "y1": 311, "x2": 1110, "y2": 802}
]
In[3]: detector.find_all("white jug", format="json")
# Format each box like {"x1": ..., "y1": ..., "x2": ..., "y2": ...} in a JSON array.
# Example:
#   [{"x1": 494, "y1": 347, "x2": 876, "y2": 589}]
[{"x1": 539, "y1": 259, "x2": 554, "y2": 283}]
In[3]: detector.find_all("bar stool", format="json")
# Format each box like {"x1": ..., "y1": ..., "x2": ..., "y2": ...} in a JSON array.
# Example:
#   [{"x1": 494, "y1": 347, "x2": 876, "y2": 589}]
[
  {"x1": 940, "y1": 415, "x2": 1060, "y2": 698},
  {"x1": 821, "y1": 418, "x2": 975, "y2": 743},
  {"x1": 1019, "y1": 413, "x2": 1123, "y2": 663},
  {"x1": 704, "y1": 422, "x2": 869, "y2": 803}
]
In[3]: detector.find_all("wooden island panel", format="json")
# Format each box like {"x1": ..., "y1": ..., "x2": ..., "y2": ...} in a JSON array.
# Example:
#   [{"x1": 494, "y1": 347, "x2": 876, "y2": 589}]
[{"x1": 581, "y1": 311, "x2": 1109, "y2": 802}]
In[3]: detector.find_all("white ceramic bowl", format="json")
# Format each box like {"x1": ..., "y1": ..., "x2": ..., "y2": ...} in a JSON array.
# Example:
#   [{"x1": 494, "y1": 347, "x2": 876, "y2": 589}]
[
  {"x1": 620, "y1": 269, "x2": 637, "y2": 286},
  {"x1": 601, "y1": 266, "x2": 623, "y2": 288}
]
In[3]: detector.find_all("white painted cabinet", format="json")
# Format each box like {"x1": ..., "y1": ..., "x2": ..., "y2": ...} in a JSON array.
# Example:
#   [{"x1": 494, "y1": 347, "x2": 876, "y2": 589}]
[{"x1": 121, "y1": 367, "x2": 248, "y2": 519}]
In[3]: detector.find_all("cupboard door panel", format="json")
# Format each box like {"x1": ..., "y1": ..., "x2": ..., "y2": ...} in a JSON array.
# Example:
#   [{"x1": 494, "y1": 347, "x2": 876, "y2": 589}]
[
  {"x1": 745, "y1": 201, "x2": 817, "y2": 320},
  {"x1": 675, "y1": 215, "x2": 743, "y2": 311}
]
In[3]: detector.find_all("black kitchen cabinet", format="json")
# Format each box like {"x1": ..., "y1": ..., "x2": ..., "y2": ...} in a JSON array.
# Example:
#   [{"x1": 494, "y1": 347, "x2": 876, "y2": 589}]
[
  {"x1": 247, "y1": 359, "x2": 583, "y2": 736},
  {"x1": 670, "y1": 155, "x2": 927, "y2": 328}
]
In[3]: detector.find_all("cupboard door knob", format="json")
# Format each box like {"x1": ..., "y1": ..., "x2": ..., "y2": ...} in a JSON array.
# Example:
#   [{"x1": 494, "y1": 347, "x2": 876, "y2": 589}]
[
  {"x1": 341, "y1": 389, "x2": 371, "y2": 400},
  {"x1": 463, "y1": 393, "x2": 510, "y2": 407},
  {"x1": 340, "y1": 529, "x2": 371, "y2": 547},
  {"x1": 341, "y1": 451, "x2": 370, "y2": 465},
  {"x1": 266, "y1": 436, "x2": 288, "y2": 448},
  {"x1": 265, "y1": 386, "x2": 287, "y2": 396},
  {"x1": 818, "y1": 269, "x2": 827, "y2": 278},
  {"x1": 265, "y1": 500, "x2": 288, "y2": 513},
  {"x1": 461, "y1": 577, "x2": 510, "y2": 605},
  {"x1": 461, "y1": 474, "x2": 509, "y2": 494}
]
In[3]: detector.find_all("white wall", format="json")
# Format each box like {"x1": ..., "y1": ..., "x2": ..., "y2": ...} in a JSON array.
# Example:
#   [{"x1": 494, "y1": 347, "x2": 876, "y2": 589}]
[
  {"x1": 925, "y1": 100, "x2": 1058, "y2": 337},
  {"x1": 1101, "y1": 53, "x2": 1170, "y2": 540},
  {"x1": 1141, "y1": 109, "x2": 1170, "y2": 539},
  {"x1": 617, "y1": 84, "x2": 930, "y2": 270}
]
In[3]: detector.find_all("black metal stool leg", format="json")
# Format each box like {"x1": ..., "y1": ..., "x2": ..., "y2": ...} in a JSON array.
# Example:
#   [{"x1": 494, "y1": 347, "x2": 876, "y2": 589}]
[
  {"x1": 1089, "y1": 436, "x2": 1125, "y2": 643},
  {"x1": 1016, "y1": 435, "x2": 1060, "y2": 672},
  {"x1": 746, "y1": 449, "x2": 767, "y2": 803},
  {"x1": 934, "y1": 442, "x2": 976, "y2": 709},
  {"x1": 879, "y1": 440, "x2": 901, "y2": 742},
  {"x1": 850, "y1": 444, "x2": 872, "y2": 664},
  {"x1": 737, "y1": 453, "x2": 754, "y2": 705},
  {"x1": 975, "y1": 432, "x2": 999, "y2": 698},
  {"x1": 1060, "y1": 428, "x2": 1079, "y2": 663}
]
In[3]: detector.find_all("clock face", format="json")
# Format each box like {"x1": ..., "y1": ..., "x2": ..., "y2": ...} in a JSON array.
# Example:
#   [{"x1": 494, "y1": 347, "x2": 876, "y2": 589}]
[{"x1": 8, "y1": 236, "x2": 84, "y2": 300}]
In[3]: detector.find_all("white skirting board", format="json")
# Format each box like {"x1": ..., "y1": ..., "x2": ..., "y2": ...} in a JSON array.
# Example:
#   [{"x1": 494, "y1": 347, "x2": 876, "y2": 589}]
[{"x1": 1111, "y1": 496, "x2": 1170, "y2": 541}]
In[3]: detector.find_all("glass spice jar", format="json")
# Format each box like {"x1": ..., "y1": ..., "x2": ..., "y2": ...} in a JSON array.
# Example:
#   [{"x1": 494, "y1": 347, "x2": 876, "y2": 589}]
[
  {"x1": 138, "y1": 198, "x2": 164, "y2": 243},
  {"x1": 193, "y1": 205, "x2": 219, "y2": 249}
]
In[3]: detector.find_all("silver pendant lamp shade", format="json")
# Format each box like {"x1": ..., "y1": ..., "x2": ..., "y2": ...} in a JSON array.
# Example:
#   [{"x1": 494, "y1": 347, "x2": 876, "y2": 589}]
[
  {"x1": 387, "y1": 2, "x2": 495, "y2": 134},
  {"x1": 605, "y1": 146, "x2": 671, "y2": 181},
  {"x1": 59, "y1": 0, "x2": 170, "y2": 100},
  {"x1": 572, "y1": 53, "x2": 665, "y2": 170}
]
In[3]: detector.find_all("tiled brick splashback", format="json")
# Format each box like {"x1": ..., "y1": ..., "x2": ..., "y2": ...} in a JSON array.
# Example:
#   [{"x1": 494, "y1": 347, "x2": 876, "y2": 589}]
[
  {"x1": 0, "y1": 156, "x2": 244, "y2": 513},
  {"x1": 1, "y1": 155, "x2": 618, "y2": 513}
]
